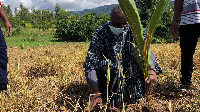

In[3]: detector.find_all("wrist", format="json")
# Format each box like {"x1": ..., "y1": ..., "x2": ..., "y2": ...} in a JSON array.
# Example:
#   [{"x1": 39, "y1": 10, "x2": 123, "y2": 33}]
[
  {"x1": 91, "y1": 86, "x2": 100, "y2": 94},
  {"x1": 150, "y1": 68, "x2": 158, "y2": 74},
  {"x1": 4, "y1": 20, "x2": 10, "y2": 24}
]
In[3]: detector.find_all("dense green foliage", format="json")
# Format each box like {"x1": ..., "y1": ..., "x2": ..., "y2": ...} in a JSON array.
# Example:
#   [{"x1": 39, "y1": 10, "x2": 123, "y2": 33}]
[
  {"x1": 0, "y1": 3, "x2": 55, "y2": 31},
  {"x1": 135, "y1": 0, "x2": 174, "y2": 43},
  {"x1": 55, "y1": 13, "x2": 109, "y2": 41},
  {"x1": 1, "y1": 2, "x2": 174, "y2": 42}
]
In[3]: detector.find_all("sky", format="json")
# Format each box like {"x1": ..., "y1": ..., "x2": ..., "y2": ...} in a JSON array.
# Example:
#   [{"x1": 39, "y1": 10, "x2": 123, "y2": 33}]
[{"x1": 1, "y1": 0, "x2": 119, "y2": 13}]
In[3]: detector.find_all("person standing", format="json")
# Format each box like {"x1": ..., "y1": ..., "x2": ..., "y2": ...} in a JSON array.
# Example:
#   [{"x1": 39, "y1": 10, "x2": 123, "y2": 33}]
[
  {"x1": 171, "y1": 0, "x2": 200, "y2": 90},
  {"x1": 0, "y1": 2, "x2": 12, "y2": 91}
]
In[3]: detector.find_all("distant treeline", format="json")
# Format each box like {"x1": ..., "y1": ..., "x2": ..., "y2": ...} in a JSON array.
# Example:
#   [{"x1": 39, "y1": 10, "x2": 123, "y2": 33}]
[{"x1": 1, "y1": 1, "x2": 174, "y2": 43}]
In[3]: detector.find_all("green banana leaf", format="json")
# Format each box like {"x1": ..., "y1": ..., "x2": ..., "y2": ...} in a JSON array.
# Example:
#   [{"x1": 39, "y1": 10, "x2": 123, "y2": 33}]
[
  {"x1": 118, "y1": 0, "x2": 144, "y2": 57},
  {"x1": 144, "y1": 0, "x2": 171, "y2": 80},
  {"x1": 145, "y1": 0, "x2": 171, "y2": 56},
  {"x1": 118, "y1": 0, "x2": 171, "y2": 81}
]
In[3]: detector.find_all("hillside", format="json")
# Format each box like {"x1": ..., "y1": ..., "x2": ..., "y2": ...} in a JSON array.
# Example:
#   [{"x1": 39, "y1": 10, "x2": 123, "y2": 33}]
[{"x1": 71, "y1": 4, "x2": 117, "y2": 16}]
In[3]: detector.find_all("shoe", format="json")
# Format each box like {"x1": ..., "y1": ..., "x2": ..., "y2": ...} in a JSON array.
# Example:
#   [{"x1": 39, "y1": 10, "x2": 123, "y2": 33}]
[{"x1": 175, "y1": 84, "x2": 190, "y2": 92}]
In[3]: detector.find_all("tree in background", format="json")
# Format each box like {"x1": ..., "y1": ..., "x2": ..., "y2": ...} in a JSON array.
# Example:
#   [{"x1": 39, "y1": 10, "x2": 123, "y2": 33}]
[
  {"x1": 0, "y1": 2, "x2": 57, "y2": 35},
  {"x1": 14, "y1": 6, "x2": 18, "y2": 16},
  {"x1": 31, "y1": 7, "x2": 37, "y2": 26},
  {"x1": 50, "y1": 11, "x2": 54, "y2": 21},
  {"x1": 42, "y1": 9, "x2": 52, "y2": 22},
  {"x1": 0, "y1": 2, "x2": 174, "y2": 42},
  {"x1": 17, "y1": 2, "x2": 31, "y2": 23},
  {"x1": 5, "y1": 5, "x2": 12, "y2": 17},
  {"x1": 135, "y1": 0, "x2": 174, "y2": 43},
  {"x1": 81, "y1": 13, "x2": 100, "y2": 41},
  {"x1": 55, "y1": 3, "x2": 60, "y2": 19},
  {"x1": 56, "y1": 10, "x2": 71, "y2": 20},
  {"x1": 55, "y1": 12, "x2": 109, "y2": 41}
]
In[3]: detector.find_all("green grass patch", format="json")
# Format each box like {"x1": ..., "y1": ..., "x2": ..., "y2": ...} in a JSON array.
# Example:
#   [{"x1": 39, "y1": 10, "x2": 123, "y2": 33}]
[
  {"x1": 5, "y1": 35, "x2": 62, "y2": 47},
  {"x1": 3, "y1": 28, "x2": 65, "y2": 48}
]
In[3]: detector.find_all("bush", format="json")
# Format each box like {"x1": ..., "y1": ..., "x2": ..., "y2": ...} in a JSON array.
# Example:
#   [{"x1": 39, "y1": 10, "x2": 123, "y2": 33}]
[
  {"x1": 25, "y1": 23, "x2": 33, "y2": 28},
  {"x1": 136, "y1": 0, "x2": 174, "y2": 43},
  {"x1": 55, "y1": 19, "x2": 84, "y2": 41},
  {"x1": 153, "y1": 5, "x2": 174, "y2": 43},
  {"x1": 38, "y1": 21, "x2": 51, "y2": 31},
  {"x1": 55, "y1": 13, "x2": 109, "y2": 41}
]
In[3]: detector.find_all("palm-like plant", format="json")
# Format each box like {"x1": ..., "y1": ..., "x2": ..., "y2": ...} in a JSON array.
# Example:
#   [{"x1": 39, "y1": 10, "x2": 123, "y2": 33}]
[
  {"x1": 118, "y1": 0, "x2": 171, "y2": 108},
  {"x1": 118, "y1": 0, "x2": 170, "y2": 81}
]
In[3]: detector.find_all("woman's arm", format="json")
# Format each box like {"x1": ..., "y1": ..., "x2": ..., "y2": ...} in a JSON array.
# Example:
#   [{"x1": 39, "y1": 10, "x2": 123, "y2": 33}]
[{"x1": 0, "y1": 4, "x2": 12, "y2": 36}]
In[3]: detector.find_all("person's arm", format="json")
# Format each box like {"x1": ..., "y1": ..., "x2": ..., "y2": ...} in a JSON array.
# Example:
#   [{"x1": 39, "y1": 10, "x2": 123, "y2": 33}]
[
  {"x1": 85, "y1": 65, "x2": 103, "y2": 111},
  {"x1": 85, "y1": 68, "x2": 99, "y2": 92},
  {"x1": 171, "y1": 0, "x2": 184, "y2": 38},
  {"x1": 84, "y1": 24, "x2": 107, "y2": 110},
  {"x1": 85, "y1": 67, "x2": 102, "y2": 110},
  {"x1": 84, "y1": 33, "x2": 104, "y2": 94},
  {"x1": 0, "y1": 4, "x2": 12, "y2": 36}
]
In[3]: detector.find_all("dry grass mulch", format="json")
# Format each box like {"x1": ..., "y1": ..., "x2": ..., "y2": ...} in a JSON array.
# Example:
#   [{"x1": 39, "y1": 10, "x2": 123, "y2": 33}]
[{"x1": 0, "y1": 42, "x2": 199, "y2": 111}]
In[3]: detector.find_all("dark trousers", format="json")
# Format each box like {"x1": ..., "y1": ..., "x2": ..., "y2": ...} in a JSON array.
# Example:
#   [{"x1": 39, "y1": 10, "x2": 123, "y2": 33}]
[
  {"x1": 0, "y1": 28, "x2": 8, "y2": 90},
  {"x1": 179, "y1": 24, "x2": 200, "y2": 86},
  {"x1": 96, "y1": 66, "x2": 117, "y2": 97}
]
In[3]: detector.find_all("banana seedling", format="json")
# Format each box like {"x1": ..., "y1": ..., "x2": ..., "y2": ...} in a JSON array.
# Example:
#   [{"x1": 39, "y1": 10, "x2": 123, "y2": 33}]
[{"x1": 118, "y1": 0, "x2": 171, "y2": 109}]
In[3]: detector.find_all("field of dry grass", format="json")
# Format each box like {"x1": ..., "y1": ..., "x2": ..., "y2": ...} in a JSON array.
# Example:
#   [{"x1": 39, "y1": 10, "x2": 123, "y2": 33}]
[{"x1": 0, "y1": 42, "x2": 199, "y2": 111}]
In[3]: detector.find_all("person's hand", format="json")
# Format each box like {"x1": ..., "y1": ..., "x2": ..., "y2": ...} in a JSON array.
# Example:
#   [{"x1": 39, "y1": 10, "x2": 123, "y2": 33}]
[
  {"x1": 90, "y1": 92, "x2": 103, "y2": 110},
  {"x1": 147, "y1": 69, "x2": 157, "y2": 94},
  {"x1": 171, "y1": 21, "x2": 179, "y2": 38},
  {"x1": 5, "y1": 21, "x2": 12, "y2": 36}
]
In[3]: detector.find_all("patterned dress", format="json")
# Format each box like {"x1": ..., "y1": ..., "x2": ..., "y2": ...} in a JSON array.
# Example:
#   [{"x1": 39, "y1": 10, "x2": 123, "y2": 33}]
[{"x1": 84, "y1": 22, "x2": 162, "y2": 102}]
